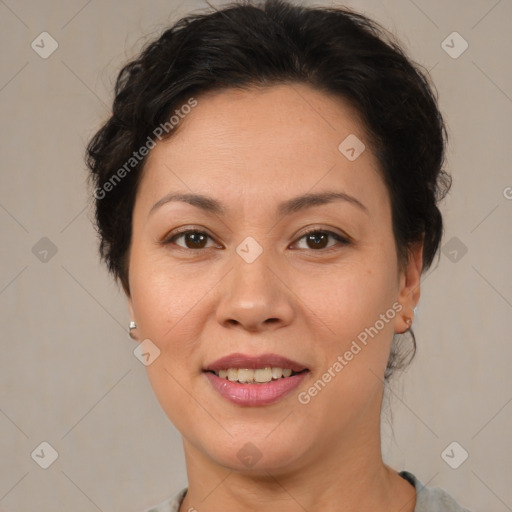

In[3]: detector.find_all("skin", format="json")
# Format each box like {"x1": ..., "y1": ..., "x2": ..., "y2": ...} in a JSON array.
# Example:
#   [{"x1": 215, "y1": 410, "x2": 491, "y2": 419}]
[{"x1": 126, "y1": 83, "x2": 422, "y2": 512}]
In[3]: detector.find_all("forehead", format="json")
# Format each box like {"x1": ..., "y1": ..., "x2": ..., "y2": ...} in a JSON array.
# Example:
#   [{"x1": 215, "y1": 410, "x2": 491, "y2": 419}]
[
  {"x1": 162, "y1": 83, "x2": 369, "y2": 158},
  {"x1": 137, "y1": 83, "x2": 387, "y2": 217}
]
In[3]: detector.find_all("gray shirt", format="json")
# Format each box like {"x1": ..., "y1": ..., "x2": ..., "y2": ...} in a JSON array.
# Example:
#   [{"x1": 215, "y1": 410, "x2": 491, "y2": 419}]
[{"x1": 145, "y1": 471, "x2": 472, "y2": 512}]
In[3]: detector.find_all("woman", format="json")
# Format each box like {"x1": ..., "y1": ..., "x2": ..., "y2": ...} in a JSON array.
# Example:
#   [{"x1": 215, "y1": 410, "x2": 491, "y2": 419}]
[{"x1": 86, "y1": 1, "x2": 472, "y2": 510}]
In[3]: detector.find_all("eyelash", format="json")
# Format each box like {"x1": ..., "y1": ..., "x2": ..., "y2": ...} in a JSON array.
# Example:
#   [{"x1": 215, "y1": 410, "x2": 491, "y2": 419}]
[{"x1": 162, "y1": 228, "x2": 350, "y2": 252}]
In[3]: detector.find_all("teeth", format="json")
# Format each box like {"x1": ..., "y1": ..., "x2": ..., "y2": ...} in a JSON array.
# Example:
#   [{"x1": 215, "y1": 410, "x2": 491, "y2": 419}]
[
  {"x1": 254, "y1": 368, "x2": 272, "y2": 382},
  {"x1": 271, "y1": 367, "x2": 283, "y2": 379},
  {"x1": 213, "y1": 367, "x2": 298, "y2": 383}
]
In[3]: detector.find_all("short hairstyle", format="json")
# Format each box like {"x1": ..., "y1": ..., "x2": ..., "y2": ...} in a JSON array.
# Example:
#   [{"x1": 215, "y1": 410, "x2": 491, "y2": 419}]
[{"x1": 86, "y1": 0, "x2": 451, "y2": 379}]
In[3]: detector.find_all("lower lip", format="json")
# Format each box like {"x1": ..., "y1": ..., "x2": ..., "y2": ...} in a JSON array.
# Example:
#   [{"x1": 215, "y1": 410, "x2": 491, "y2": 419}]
[{"x1": 204, "y1": 371, "x2": 309, "y2": 406}]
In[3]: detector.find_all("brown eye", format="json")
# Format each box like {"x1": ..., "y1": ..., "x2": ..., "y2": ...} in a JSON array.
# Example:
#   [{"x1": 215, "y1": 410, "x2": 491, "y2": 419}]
[
  {"x1": 167, "y1": 230, "x2": 215, "y2": 249},
  {"x1": 294, "y1": 230, "x2": 349, "y2": 251}
]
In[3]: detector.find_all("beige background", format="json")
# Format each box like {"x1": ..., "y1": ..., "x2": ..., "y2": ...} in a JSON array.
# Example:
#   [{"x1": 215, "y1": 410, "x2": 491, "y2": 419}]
[{"x1": 1, "y1": 0, "x2": 511, "y2": 510}]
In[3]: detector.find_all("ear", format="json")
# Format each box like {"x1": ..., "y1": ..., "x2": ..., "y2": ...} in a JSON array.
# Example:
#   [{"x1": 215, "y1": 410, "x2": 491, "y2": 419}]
[{"x1": 394, "y1": 240, "x2": 423, "y2": 334}]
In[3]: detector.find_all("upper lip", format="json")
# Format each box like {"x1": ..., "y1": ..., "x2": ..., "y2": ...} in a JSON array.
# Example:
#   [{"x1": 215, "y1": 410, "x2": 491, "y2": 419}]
[{"x1": 203, "y1": 353, "x2": 308, "y2": 373}]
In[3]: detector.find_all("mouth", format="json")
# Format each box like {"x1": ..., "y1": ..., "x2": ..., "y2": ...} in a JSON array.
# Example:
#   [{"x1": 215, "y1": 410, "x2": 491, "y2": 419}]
[{"x1": 202, "y1": 353, "x2": 310, "y2": 406}]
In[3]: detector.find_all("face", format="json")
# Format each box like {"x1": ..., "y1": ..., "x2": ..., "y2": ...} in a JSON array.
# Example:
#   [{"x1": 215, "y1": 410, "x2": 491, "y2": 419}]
[{"x1": 127, "y1": 84, "x2": 421, "y2": 475}]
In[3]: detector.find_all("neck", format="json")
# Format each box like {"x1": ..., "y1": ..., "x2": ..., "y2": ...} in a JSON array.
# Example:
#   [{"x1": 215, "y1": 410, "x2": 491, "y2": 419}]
[{"x1": 178, "y1": 392, "x2": 416, "y2": 512}]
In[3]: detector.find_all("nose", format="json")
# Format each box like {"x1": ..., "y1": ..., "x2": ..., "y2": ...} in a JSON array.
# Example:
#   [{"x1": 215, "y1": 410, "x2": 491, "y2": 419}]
[{"x1": 215, "y1": 249, "x2": 295, "y2": 332}]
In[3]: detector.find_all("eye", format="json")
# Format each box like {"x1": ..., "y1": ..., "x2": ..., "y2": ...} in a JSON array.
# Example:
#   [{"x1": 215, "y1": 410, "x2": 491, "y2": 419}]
[
  {"x1": 292, "y1": 229, "x2": 350, "y2": 251},
  {"x1": 165, "y1": 229, "x2": 219, "y2": 250},
  {"x1": 162, "y1": 228, "x2": 350, "y2": 252}
]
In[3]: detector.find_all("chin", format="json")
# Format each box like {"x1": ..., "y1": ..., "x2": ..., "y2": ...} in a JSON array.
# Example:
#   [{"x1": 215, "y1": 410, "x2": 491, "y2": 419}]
[{"x1": 201, "y1": 434, "x2": 306, "y2": 475}]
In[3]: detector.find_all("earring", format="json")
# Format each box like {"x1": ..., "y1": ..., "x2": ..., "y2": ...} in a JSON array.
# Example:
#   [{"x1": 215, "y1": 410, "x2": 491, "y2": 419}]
[{"x1": 129, "y1": 321, "x2": 138, "y2": 340}]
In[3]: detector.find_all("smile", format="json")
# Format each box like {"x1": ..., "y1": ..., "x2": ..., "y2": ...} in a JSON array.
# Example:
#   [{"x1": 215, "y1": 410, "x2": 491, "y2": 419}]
[
  {"x1": 209, "y1": 367, "x2": 304, "y2": 384},
  {"x1": 202, "y1": 352, "x2": 310, "y2": 406}
]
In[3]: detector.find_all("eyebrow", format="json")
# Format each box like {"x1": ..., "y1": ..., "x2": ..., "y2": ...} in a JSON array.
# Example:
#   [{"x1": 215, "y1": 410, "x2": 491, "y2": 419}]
[{"x1": 149, "y1": 191, "x2": 369, "y2": 218}]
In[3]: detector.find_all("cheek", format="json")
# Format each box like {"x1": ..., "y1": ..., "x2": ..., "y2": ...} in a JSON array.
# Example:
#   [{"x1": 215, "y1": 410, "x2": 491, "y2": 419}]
[
  {"x1": 314, "y1": 257, "x2": 398, "y2": 342},
  {"x1": 128, "y1": 262, "x2": 209, "y2": 430},
  {"x1": 311, "y1": 247, "x2": 400, "y2": 386},
  {"x1": 129, "y1": 241, "x2": 208, "y2": 341}
]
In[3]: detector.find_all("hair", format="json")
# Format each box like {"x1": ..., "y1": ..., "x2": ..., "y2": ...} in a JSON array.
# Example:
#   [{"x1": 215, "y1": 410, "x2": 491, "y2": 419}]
[{"x1": 86, "y1": 0, "x2": 451, "y2": 379}]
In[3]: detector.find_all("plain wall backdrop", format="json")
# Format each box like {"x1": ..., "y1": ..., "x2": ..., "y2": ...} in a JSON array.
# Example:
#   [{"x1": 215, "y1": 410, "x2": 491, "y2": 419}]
[{"x1": 1, "y1": 0, "x2": 511, "y2": 510}]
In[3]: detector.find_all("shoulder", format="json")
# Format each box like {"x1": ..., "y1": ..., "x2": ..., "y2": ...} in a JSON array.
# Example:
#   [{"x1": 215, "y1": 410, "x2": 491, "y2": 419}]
[
  {"x1": 400, "y1": 471, "x2": 473, "y2": 512},
  {"x1": 143, "y1": 488, "x2": 187, "y2": 512}
]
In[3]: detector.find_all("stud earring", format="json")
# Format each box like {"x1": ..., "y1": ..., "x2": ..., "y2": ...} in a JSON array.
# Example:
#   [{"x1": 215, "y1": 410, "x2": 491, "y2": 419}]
[{"x1": 129, "y1": 321, "x2": 138, "y2": 340}]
